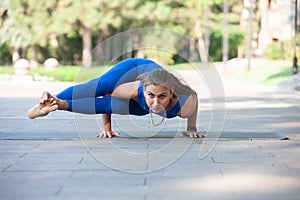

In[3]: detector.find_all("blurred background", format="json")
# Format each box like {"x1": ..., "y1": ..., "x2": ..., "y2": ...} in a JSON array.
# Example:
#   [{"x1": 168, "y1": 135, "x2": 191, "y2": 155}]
[{"x1": 0, "y1": 0, "x2": 299, "y2": 83}]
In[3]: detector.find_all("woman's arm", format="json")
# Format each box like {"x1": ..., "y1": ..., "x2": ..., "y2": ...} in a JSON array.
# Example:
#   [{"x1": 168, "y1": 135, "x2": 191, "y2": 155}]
[
  {"x1": 97, "y1": 81, "x2": 140, "y2": 138},
  {"x1": 179, "y1": 94, "x2": 206, "y2": 138},
  {"x1": 186, "y1": 100, "x2": 198, "y2": 131}
]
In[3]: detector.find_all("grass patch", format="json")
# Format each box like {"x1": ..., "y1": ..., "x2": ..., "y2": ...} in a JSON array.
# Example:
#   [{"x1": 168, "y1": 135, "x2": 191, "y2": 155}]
[
  {"x1": 0, "y1": 65, "x2": 108, "y2": 82},
  {"x1": 30, "y1": 66, "x2": 109, "y2": 82},
  {"x1": 238, "y1": 60, "x2": 298, "y2": 85},
  {"x1": 0, "y1": 66, "x2": 14, "y2": 75},
  {"x1": 30, "y1": 66, "x2": 81, "y2": 82},
  {"x1": 169, "y1": 63, "x2": 194, "y2": 70},
  {"x1": 74, "y1": 66, "x2": 109, "y2": 82}
]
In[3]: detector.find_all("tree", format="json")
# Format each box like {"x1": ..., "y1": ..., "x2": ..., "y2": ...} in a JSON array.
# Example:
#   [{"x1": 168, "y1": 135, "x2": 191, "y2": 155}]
[
  {"x1": 0, "y1": 0, "x2": 63, "y2": 63},
  {"x1": 258, "y1": 0, "x2": 272, "y2": 51},
  {"x1": 0, "y1": 0, "x2": 30, "y2": 62},
  {"x1": 56, "y1": 0, "x2": 127, "y2": 67},
  {"x1": 94, "y1": 0, "x2": 179, "y2": 65},
  {"x1": 181, "y1": 0, "x2": 211, "y2": 63}
]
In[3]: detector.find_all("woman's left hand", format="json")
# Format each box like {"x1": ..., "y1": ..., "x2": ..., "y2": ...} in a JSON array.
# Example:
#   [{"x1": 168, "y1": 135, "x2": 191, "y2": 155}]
[
  {"x1": 96, "y1": 131, "x2": 120, "y2": 138},
  {"x1": 180, "y1": 131, "x2": 206, "y2": 138}
]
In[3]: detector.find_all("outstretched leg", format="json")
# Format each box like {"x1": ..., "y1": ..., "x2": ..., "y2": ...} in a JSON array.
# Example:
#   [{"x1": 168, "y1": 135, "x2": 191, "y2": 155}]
[{"x1": 27, "y1": 91, "x2": 68, "y2": 119}]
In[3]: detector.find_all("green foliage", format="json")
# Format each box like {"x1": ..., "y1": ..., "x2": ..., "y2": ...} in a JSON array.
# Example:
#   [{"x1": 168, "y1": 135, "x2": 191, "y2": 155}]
[
  {"x1": 0, "y1": 66, "x2": 14, "y2": 74},
  {"x1": 56, "y1": 33, "x2": 82, "y2": 65},
  {"x1": 265, "y1": 42, "x2": 285, "y2": 60},
  {"x1": 5, "y1": 0, "x2": 56, "y2": 47},
  {"x1": 140, "y1": 29, "x2": 178, "y2": 64},
  {"x1": 0, "y1": 44, "x2": 11, "y2": 65},
  {"x1": 279, "y1": 37, "x2": 300, "y2": 62},
  {"x1": 209, "y1": 27, "x2": 244, "y2": 61},
  {"x1": 75, "y1": 67, "x2": 109, "y2": 82},
  {"x1": 29, "y1": 66, "x2": 81, "y2": 82}
]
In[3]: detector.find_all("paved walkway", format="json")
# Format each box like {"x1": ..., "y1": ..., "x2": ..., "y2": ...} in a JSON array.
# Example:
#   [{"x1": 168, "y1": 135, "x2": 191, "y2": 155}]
[{"x1": 0, "y1": 71, "x2": 299, "y2": 200}]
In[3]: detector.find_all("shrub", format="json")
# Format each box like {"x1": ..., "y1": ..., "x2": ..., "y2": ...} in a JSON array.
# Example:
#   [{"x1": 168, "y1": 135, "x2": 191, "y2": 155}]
[
  {"x1": 265, "y1": 42, "x2": 285, "y2": 60},
  {"x1": 209, "y1": 27, "x2": 244, "y2": 61}
]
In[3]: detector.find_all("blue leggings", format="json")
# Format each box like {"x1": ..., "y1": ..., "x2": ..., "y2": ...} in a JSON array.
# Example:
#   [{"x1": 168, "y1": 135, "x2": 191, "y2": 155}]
[{"x1": 56, "y1": 58, "x2": 162, "y2": 115}]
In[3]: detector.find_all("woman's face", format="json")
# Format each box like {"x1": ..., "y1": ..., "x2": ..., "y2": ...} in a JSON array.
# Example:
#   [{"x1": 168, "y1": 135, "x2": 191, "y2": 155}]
[{"x1": 144, "y1": 84, "x2": 172, "y2": 113}]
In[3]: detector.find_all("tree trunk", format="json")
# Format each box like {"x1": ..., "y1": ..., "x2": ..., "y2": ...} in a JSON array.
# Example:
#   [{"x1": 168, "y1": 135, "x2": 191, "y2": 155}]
[
  {"x1": 96, "y1": 30, "x2": 105, "y2": 65},
  {"x1": 258, "y1": 0, "x2": 272, "y2": 51},
  {"x1": 30, "y1": 45, "x2": 38, "y2": 69},
  {"x1": 49, "y1": 33, "x2": 58, "y2": 48},
  {"x1": 12, "y1": 47, "x2": 20, "y2": 63},
  {"x1": 222, "y1": 0, "x2": 229, "y2": 69},
  {"x1": 238, "y1": 1, "x2": 247, "y2": 59},
  {"x1": 188, "y1": 37, "x2": 195, "y2": 62},
  {"x1": 246, "y1": 0, "x2": 254, "y2": 70},
  {"x1": 31, "y1": 45, "x2": 37, "y2": 61},
  {"x1": 21, "y1": 46, "x2": 27, "y2": 58},
  {"x1": 204, "y1": 4, "x2": 210, "y2": 62},
  {"x1": 195, "y1": 19, "x2": 208, "y2": 63},
  {"x1": 82, "y1": 26, "x2": 92, "y2": 68}
]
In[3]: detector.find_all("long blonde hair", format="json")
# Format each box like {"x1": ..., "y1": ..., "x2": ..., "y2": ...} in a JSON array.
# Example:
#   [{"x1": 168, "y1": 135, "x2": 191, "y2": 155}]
[{"x1": 137, "y1": 69, "x2": 197, "y2": 98}]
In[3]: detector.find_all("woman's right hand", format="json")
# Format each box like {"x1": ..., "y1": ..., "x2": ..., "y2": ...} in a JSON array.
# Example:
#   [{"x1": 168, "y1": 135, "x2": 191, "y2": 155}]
[{"x1": 96, "y1": 131, "x2": 120, "y2": 138}]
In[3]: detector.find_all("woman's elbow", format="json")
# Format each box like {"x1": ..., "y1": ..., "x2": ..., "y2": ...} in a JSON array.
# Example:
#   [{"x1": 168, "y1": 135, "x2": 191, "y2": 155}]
[{"x1": 178, "y1": 109, "x2": 196, "y2": 118}]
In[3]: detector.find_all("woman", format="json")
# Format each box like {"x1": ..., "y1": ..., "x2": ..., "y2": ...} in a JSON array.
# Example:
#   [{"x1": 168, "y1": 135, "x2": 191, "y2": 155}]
[{"x1": 27, "y1": 58, "x2": 205, "y2": 138}]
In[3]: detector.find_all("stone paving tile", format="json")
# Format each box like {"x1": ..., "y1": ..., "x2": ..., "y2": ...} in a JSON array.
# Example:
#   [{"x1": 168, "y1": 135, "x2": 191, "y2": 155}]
[
  {"x1": 57, "y1": 182, "x2": 146, "y2": 200},
  {"x1": 145, "y1": 172, "x2": 300, "y2": 200}
]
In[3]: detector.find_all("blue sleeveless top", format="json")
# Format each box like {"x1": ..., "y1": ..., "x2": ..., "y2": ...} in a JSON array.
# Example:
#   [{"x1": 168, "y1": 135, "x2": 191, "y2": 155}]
[{"x1": 134, "y1": 82, "x2": 190, "y2": 118}]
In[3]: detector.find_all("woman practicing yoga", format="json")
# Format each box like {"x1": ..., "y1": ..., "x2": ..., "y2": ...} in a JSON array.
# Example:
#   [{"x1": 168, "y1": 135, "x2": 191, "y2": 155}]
[{"x1": 27, "y1": 58, "x2": 205, "y2": 138}]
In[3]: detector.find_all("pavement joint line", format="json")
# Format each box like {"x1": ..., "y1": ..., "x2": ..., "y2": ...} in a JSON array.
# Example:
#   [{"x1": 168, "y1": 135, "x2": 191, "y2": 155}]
[
  {"x1": 211, "y1": 156, "x2": 216, "y2": 163},
  {"x1": 2, "y1": 169, "x2": 105, "y2": 173},
  {"x1": 85, "y1": 140, "x2": 99, "y2": 152},
  {"x1": 33, "y1": 144, "x2": 41, "y2": 149},
  {"x1": 145, "y1": 163, "x2": 149, "y2": 171},
  {"x1": 69, "y1": 170, "x2": 76, "y2": 178},
  {"x1": 0, "y1": 138, "x2": 82, "y2": 141},
  {"x1": 143, "y1": 177, "x2": 147, "y2": 186},
  {"x1": 78, "y1": 157, "x2": 84, "y2": 164},
  {"x1": 146, "y1": 143, "x2": 149, "y2": 158},
  {"x1": 219, "y1": 169, "x2": 224, "y2": 176},
  {"x1": 54, "y1": 185, "x2": 64, "y2": 197},
  {"x1": 268, "y1": 152, "x2": 276, "y2": 157},
  {"x1": 18, "y1": 152, "x2": 28, "y2": 158},
  {"x1": 283, "y1": 162, "x2": 292, "y2": 170},
  {"x1": 0, "y1": 137, "x2": 289, "y2": 141},
  {"x1": 2, "y1": 164, "x2": 12, "y2": 172}
]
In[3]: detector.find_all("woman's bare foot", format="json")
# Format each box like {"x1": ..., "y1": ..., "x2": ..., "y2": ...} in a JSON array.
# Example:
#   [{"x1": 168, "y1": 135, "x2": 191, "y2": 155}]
[
  {"x1": 38, "y1": 91, "x2": 68, "y2": 110},
  {"x1": 38, "y1": 91, "x2": 57, "y2": 104},
  {"x1": 27, "y1": 91, "x2": 67, "y2": 119},
  {"x1": 27, "y1": 101, "x2": 58, "y2": 119}
]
